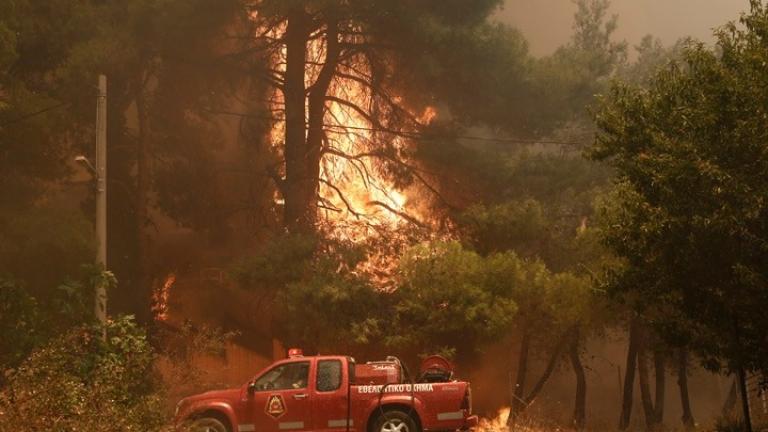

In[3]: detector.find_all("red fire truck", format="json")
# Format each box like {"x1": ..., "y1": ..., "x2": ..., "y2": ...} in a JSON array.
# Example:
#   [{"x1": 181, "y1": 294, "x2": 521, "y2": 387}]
[{"x1": 175, "y1": 349, "x2": 478, "y2": 432}]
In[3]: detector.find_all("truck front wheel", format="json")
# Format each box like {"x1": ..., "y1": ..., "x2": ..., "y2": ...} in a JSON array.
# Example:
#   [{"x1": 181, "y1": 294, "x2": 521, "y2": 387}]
[
  {"x1": 190, "y1": 417, "x2": 228, "y2": 432},
  {"x1": 374, "y1": 410, "x2": 418, "y2": 432}
]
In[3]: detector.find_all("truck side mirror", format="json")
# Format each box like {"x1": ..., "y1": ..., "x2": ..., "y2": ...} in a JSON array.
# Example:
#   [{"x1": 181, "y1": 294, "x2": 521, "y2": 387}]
[{"x1": 247, "y1": 381, "x2": 257, "y2": 396}]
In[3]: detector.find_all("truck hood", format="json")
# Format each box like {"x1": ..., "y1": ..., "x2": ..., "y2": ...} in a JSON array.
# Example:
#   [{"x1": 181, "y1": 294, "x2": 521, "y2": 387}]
[
  {"x1": 184, "y1": 388, "x2": 241, "y2": 403},
  {"x1": 175, "y1": 387, "x2": 241, "y2": 422}
]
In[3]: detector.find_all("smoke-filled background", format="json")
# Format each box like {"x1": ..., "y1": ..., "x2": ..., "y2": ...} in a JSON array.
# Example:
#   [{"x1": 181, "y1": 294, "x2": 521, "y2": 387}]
[
  {"x1": 1, "y1": 1, "x2": 767, "y2": 431},
  {"x1": 499, "y1": 0, "x2": 744, "y2": 55}
]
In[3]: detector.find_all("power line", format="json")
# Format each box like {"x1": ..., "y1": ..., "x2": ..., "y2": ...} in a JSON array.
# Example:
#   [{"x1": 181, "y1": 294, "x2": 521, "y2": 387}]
[
  {"x1": 0, "y1": 102, "x2": 70, "y2": 128},
  {"x1": 201, "y1": 108, "x2": 588, "y2": 146},
  {"x1": 322, "y1": 122, "x2": 587, "y2": 146},
  {"x1": 0, "y1": 103, "x2": 589, "y2": 146}
]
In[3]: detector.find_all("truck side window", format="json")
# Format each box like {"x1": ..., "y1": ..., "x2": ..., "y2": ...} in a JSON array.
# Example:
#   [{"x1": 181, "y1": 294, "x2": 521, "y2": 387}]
[
  {"x1": 317, "y1": 360, "x2": 342, "y2": 392},
  {"x1": 254, "y1": 361, "x2": 310, "y2": 391}
]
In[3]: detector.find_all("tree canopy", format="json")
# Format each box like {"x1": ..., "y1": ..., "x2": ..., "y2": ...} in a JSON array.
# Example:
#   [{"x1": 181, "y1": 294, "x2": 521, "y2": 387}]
[{"x1": 591, "y1": 1, "x2": 768, "y2": 374}]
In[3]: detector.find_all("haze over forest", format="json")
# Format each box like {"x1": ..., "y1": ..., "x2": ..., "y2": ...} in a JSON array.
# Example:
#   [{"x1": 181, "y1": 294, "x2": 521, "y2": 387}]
[
  {"x1": 1, "y1": 1, "x2": 767, "y2": 431},
  {"x1": 499, "y1": 0, "x2": 744, "y2": 55}
]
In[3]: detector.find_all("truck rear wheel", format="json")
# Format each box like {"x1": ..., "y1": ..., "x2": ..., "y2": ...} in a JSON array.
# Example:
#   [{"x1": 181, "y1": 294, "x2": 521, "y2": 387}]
[
  {"x1": 374, "y1": 410, "x2": 418, "y2": 432},
  {"x1": 190, "y1": 417, "x2": 228, "y2": 432}
]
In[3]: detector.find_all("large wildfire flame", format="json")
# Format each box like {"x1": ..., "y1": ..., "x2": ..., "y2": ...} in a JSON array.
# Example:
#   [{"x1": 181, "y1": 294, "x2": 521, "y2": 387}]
[{"x1": 259, "y1": 15, "x2": 435, "y2": 243}]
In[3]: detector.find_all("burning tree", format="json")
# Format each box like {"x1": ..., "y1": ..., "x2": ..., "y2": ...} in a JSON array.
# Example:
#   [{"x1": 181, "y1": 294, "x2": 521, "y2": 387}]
[{"x1": 240, "y1": 0, "x2": 517, "y2": 236}]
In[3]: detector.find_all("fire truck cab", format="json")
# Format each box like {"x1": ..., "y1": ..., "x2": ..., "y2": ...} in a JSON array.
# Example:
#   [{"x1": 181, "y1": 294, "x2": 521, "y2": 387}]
[{"x1": 175, "y1": 350, "x2": 478, "y2": 432}]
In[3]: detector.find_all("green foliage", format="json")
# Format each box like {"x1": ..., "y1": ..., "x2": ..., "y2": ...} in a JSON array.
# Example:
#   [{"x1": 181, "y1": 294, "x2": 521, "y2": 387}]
[
  {"x1": 275, "y1": 268, "x2": 384, "y2": 353},
  {"x1": 462, "y1": 199, "x2": 549, "y2": 257},
  {"x1": 390, "y1": 241, "x2": 602, "y2": 363},
  {"x1": 390, "y1": 242, "x2": 518, "y2": 361},
  {"x1": 231, "y1": 235, "x2": 379, "y2": 354},
  {"x1": 591, "y1": 1, "x2": 768, "y2": 373},
  {"x1": 531, "y1": 0, "x2": 627, "y2": 125},
  {"x1": 0, "y1": 316, "x2": 165, "y2": 432},
  {"x1": 0, "y1": 263, "x2": 115, "y2": 372},
  {"x1": 0, "y1": 279, "x2": 41, "y2": 371},
  {"x1": 230, "y1": 235, "x2": 319, "y2": 291},
  {"x1": 620, "y1": 35, "x2": 686, "y2": 85}
]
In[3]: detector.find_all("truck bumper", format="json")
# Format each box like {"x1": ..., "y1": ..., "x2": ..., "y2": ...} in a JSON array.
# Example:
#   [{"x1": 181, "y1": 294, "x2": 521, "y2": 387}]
[{"x1": 462, "y1": 415, "x2": 479, "y2": 430}]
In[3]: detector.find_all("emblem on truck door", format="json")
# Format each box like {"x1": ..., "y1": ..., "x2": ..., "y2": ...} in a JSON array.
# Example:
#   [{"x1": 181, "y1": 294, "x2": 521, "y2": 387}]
[{"x1": 265, "y1": 395, "x2": 286, "y2": 418}]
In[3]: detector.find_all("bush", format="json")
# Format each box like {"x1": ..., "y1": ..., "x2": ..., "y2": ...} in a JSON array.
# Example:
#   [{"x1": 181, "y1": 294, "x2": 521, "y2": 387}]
[
  {"x1": 0, "y1": 316, "x2": 166, "y2": 432},
  {"x1": 0, "y1": 279, "x2": 42, "y2": 371}
]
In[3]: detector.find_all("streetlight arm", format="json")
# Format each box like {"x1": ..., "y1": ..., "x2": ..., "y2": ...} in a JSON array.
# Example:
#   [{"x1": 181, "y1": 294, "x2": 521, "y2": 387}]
[{"x1": 75, "y1": 155, "x2": 97, "y2": 176}]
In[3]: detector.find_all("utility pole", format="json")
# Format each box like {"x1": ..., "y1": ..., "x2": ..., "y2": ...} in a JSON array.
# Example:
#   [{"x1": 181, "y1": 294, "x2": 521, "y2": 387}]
[{"x1": 95, "y1": 74, "x2": 108, "y2": 325}]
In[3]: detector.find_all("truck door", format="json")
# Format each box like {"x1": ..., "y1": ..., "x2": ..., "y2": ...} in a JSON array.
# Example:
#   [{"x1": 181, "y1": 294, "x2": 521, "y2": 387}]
[
  {"x1": 312, "y1": 358, "x2": 353, "y2": 432},
  {"x1": 247, "y1": 360, "x2": 313, "y2": 432}
]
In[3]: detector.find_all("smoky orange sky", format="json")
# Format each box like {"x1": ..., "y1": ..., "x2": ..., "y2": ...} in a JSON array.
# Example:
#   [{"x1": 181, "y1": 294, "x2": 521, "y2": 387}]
[{"x1": 497, "y1": 0, "x2": 748, "y2": 56}]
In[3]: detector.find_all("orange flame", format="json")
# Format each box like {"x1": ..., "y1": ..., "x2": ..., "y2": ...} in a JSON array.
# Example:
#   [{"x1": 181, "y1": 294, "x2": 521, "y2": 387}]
[
  {"x1": 478, "y1": 407, "x2": 511, "y2": 432},
  {"x1": 258, "y1": 17, "x2": 436, "y2": 242},
  {"x1": 152, "y1": 273, "x2": 175, "y2": 322},
  {"x1": 476, "y1": 407, "x2": 565, "y2": 432}
]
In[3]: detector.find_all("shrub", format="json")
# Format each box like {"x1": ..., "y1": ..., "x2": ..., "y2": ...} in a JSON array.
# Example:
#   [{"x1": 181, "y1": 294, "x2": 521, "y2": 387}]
[{"x1": 0, "y1": 316, "x2": 166, "y2": 432}]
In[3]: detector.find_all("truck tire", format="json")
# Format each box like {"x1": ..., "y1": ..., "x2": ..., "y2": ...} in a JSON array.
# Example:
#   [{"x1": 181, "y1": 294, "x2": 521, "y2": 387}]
[
  {"x1": 190, "y1": 417, "x2": 229, "y2": 432},
  {"x1": 373, "y1": 410, "x2": 418, "y2": 432}
]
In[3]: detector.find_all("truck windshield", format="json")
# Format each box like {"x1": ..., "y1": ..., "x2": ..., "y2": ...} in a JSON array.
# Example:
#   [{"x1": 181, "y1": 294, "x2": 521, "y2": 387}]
[{"x1": 254, "y1": 361, "x2": 310, "y2": 391}]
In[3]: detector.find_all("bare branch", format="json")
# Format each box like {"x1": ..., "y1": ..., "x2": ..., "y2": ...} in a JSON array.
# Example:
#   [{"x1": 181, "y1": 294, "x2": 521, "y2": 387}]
[
  {"x1": 320, "y1": 178, "x2": 363, "y2": 219},
  {"x1": 368, "y1": 201, "x2": 425, "y2": 227}
]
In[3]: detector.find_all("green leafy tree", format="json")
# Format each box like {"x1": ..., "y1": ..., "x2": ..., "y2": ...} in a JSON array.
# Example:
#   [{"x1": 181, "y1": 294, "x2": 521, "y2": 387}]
[
  {"x1": 389, "y1": 242, "x2": 518, "y2": 363},
  {"x1": 590, "y1": 0, "x2": 768, "y2": 382},
  {"x1": 620, "y1": 35, "x2": 686, "y2": 85},
  {"x1": 230, "y1": 234, "x2": 385, "y2": 356}
]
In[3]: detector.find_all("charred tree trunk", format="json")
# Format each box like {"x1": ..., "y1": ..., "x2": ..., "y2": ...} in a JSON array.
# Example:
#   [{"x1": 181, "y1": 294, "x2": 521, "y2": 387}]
[
  {"x1": 637, "y1": 328, "x2": 657, "y2": 431},
  {"x1": 738, "y1": 366, "x2": 753, "y2": 432},
  {"x1": 619, "y1": 318, "x2": 640, "y2": 431},
  {"x1": 653, "y1": 349, "x2": 666, "y2": 426},
  {"x1": 569, "y1": 330, "x2": 587, "y2": 430},
  {"x1": 508, "y1": 330, "x2": 531, "y2": 425},
  {"x1": 677, "y1": 349, "x2": 695, "y2": 430},
  {"x1": 523, "y1": 329, "x2": 572, "y2": 406},
  {"x1": 508, "y1": 327, "x2": 573, "y2": 425},
  {"x1": 282, "y1": 9, "x2": 314, "y2": 234},
  {"x1": 733, "y1": 315, "x2": 754, "y2": 432}
]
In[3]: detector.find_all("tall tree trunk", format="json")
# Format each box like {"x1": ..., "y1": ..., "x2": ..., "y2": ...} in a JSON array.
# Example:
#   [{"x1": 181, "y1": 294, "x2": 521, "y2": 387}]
[
  {"x1": 135, "y1": 82, "x2": 151, "y2": 322},
  {"x1": 637, "y1": 328, "x2": 657, "y2": 431},
  {"x1": 305, "y1": 18, "x2": 339, "y2": 225},
  {"x1": 677, "y1": 349, "x2": 695, "y2": 430},
  {"x1": 508, "y1": 330, "x2": 530, "y2": 426},
  {"x1": 619, "y1": 318, "x2": 640, "y2": 431},
  {"x1": 282, "y1": 9, "x2": 313, "y2": 234},
  {"x1": 653, "y1": 349, "x2": 666, "y2": 426},
  {"x1": 569, "y1": 329, "x2": 587, "y2": 430},
  {"x1": 523, "y1": 329, "x2": 572, "y2": 406},
  {"x1": 733, "y1": 315, "x2": 753, "y2": 432},
  {"x1": 737, "y1": 366, "x2": 753, "y2": 432}
]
